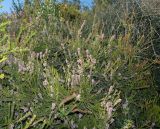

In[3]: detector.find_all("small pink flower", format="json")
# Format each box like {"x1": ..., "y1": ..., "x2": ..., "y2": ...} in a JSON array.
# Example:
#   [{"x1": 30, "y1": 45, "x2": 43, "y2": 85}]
[
  {"x1": 91, "y1": 58, "x2": 96, "y2": 65},
  {"x1": 39, "y1": 52, "x2": 43, "y2": 59},
  {"x1": 77, "y1": 48, "x2": 81, "y2": 56},
  {"x1": 76, "y1": 94, "x2": 81, "y2": 101},
  {"x1": 107, "y1": 107, "x2": 113, "y2": 119},
  {"x1": 43, "y1": 79, "x2": 49, "y2": 86},
  {"x1": 77, "y1": 59, "x2": 83, "y2": 65},
  {"x1": 43, "y1": 61, "x2": 47, "y2": 67},
  {"x1": 86, "y1": 49, "x2": 89, "y2": 57},
  {"x1": 108, "y1": 86, "x2": 114, "y2": 95},
  {"x1": 51, "y1": 103, "x2": 56, "y2": 110},
  {"x1": 31, "y1": 51, "x2": 36, "y2": 59}
]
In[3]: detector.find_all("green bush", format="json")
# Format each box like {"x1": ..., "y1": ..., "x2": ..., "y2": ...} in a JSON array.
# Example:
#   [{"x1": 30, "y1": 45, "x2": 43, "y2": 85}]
[{"x1": 0, "y1": 0, "x2": 160, "y2": 128}]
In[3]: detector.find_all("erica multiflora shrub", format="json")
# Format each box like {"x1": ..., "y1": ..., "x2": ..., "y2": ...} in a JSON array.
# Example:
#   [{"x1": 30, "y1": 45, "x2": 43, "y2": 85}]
[
  {"x1": 0, "y1": 43, "x2": 122, "y2": 128},
  {"x1": 0, "y1": 0, "x2": 160, "y2": 129}
]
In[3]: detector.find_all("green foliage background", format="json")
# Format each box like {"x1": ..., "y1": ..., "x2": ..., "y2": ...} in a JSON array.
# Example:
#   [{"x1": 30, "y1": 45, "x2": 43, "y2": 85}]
[{"x1": 0, "y1": 0, "x2": 160, "y2": 128}]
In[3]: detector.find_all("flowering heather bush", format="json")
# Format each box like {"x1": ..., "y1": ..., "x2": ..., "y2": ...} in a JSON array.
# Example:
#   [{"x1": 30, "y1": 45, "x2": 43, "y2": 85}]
[{"x1": 0, "y1": 0, "x2": 160, "y2": 129}]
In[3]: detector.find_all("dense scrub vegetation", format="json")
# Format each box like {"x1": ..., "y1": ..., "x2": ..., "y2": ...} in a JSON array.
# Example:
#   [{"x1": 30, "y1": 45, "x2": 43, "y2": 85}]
[{"x1": 0, "y1": 0, "x2": 160, "y2": 128}]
